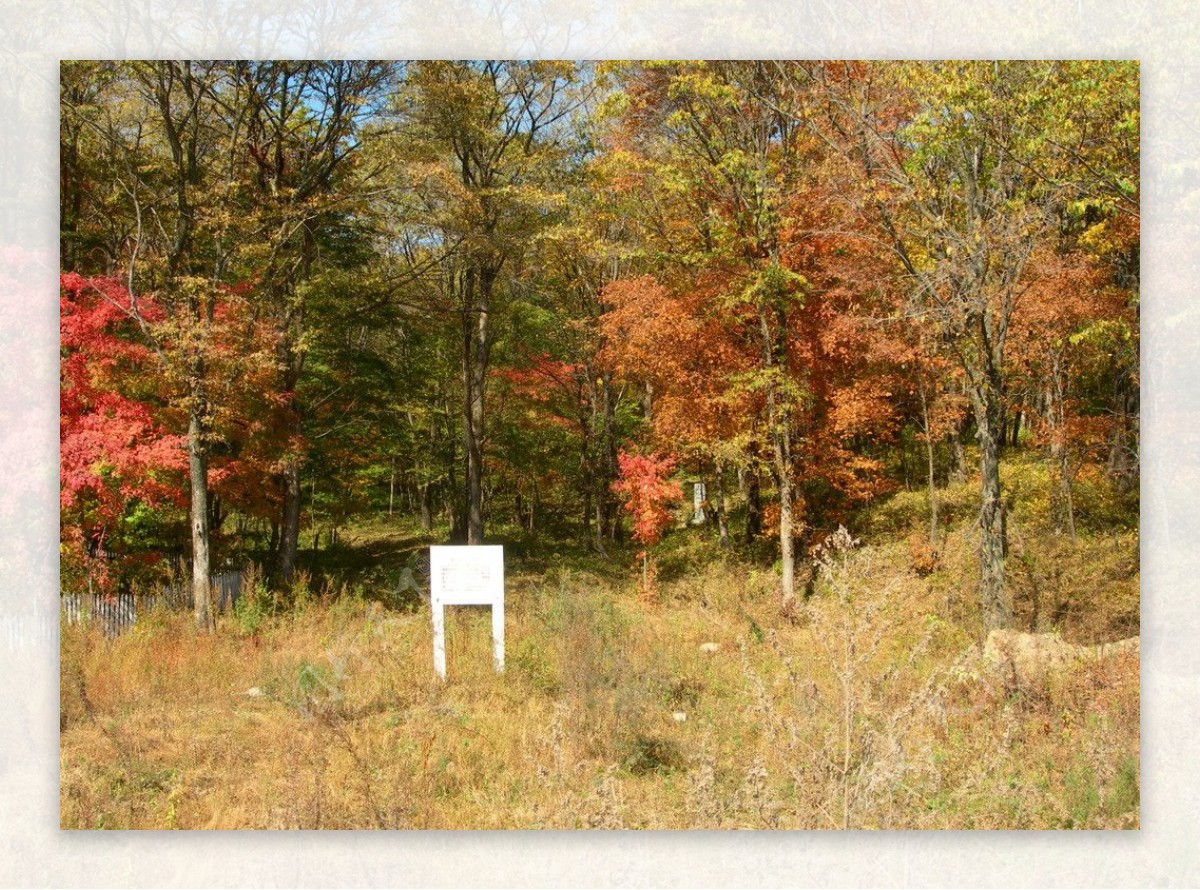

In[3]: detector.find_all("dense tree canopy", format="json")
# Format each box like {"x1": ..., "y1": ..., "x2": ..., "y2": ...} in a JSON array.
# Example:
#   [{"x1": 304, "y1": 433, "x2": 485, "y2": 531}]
[{"x1": 60, "y1": 60, "x2": 1138, "y2": 631}]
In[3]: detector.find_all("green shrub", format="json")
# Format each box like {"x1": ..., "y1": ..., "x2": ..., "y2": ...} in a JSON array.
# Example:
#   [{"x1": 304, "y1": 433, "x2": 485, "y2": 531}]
[
  {"x1": 509, "y1": 637, "x2": 557, "y2": 695},
  {"x1": 287, "y1": 658, "x2": 346, "y2": 720},
  {"x1": 232, "y1": 580, "x2": 272, "y2": 637},
  {"x1": 619, "y1": 734, "x2": 685, "y2": 775}
]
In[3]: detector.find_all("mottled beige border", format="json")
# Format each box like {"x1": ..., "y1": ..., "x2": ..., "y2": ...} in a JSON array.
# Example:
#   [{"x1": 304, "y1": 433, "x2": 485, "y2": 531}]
[{"x1": 2, "y1": 2, "x2": 1193, "y2": 885}]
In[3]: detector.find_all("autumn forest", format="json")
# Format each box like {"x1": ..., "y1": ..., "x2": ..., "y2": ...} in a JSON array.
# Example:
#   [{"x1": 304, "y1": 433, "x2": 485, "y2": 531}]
[{"x1": 60, "y1": 61, "x2": 1140, "y2": 830}]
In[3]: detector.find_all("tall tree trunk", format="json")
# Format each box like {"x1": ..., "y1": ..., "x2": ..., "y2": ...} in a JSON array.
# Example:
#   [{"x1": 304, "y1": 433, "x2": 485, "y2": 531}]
[
  {"x1": 715, "y1": 465, "x2": 730, "y2": 548},
  {"x1": 594, "y1": 500, "x2": 608, "y2": 556},
  {"x1": 273, "y1": 358, "x2": 303, "y2": 579},
  {"x1": 600, "y1": 375, "x2": 620, "y2": 541},
  {"x1": 466, "y1": 369, "x2": 485, "y2": 546},
  {"x1": 581, "y1": 378, "x2": 607, "y2": 556},
  {"x1": 951, "y1": 435, "x2": 967, "y2": 484},
  {"x1": 1107, "y1": 366, "x2": 1137, "y2": 492},
  {"x1": 580, "y1": 426, "x2": 594, "y2": 544},
  {"x1": 275, "y1": 293, "x2": 306, "y2": 582},
  {"x1": 448, "y1": 429, "x2": 466, "y2": 544},
  {"x1": 951, "y1": 413, "x2": 970, "y2": 483},
  {"x1": 775, "y1": 434, "x2": 797, "y2": 611},
  {"x1": 1057, "y1": 444, "x2": 1077, "y2": 543},
  {"x1": 207, "y1": 491, "x2": 225, "y2": 537},
  {"x1": 759, "y1": 302, "x2": 796, "y2": 611},
  {"x1": 153, "y1": 62, "x2": 213, "y2": 628},
  {"x1": 461, "y1": 265, "x2": 491, "y2": 546},
  {"x1": 389, "y1": 458, "x2": 396, "y2": 517},
  {"x1": 1047, "y1": 356, "x2": 1077, "y2": 542},
  {"x1": 277, "y1": 458, "x2": 302, "y2": 583},
  {"x1": 419, "y1": 481, "x2": 433, "y2": 534},
  {"x1": 971, "y1": 382, "x2": 1011, "y2": 631},
  {"x1": 744, "y1": 470, "x2": 763, "y2": 544},
  {"x1": 918, "y1": 381, "x2": 939, "y2": 544},
  {"x1": 60, "y1": 126, "x2": 81, "y2": 271},
  {"x1": 188, "y1": 396, "x2": 213, "y2": 632}
]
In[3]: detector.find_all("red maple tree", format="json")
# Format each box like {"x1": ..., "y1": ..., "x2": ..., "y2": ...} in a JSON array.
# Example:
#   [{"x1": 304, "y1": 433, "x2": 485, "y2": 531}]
[
  {"x1": 60, "y1": 273, "x2": 186, "y2": 591},
  {"x1": 612, "y1": 448, "x2": 683, "y2": 597}
]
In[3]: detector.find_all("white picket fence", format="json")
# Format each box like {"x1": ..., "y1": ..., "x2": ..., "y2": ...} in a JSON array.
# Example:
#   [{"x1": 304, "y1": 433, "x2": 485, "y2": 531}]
[{"x1": 61, "y1": 570, "x2": 244, "y2": 635}]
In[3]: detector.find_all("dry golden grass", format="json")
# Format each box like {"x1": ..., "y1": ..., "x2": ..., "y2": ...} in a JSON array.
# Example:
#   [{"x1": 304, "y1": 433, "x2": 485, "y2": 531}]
[{"x1": 60, "y1": 515, "x2": 1139, "y2": 830}]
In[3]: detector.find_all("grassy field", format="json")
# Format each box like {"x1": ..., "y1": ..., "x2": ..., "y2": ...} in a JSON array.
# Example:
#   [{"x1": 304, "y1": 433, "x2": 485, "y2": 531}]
[{"x1": 60, "y1": 460, "x2": 1139, "y2": 829}]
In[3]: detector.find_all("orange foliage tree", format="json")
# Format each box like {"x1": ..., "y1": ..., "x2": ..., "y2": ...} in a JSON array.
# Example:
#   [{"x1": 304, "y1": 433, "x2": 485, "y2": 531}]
[
  {"x1": 598, "y1": 62, "x2": 903, "y2": 610},
  {"x1": 1009, "y1": 246, "x2": 1137, "y2": 539}
]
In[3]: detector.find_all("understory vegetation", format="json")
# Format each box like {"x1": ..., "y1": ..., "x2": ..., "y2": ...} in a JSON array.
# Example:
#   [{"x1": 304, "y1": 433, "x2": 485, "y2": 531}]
[{"x1": 60, "y1": 455, "x2": 1139, "y2": 830}]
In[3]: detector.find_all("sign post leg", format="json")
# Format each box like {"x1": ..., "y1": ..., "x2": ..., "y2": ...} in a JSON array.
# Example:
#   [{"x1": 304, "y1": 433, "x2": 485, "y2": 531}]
[
  {"x1": 432, "y1": 602, "x2": 447, "y2": 680},
  {"x1": 492, "y1": 603, "x2": 504, "y2": 672}
]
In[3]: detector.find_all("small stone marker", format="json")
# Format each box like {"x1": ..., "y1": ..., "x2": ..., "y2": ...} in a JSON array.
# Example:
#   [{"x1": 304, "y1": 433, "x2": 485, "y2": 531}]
[
  {"x1": 429, "y1": 545, "x2": 504, "y2": 680},
  {"x1": 699, "y1": 642, "x2": 720, "y2": 654}
]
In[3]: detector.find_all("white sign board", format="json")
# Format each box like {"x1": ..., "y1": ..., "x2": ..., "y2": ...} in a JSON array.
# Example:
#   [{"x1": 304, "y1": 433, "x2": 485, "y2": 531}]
[{"x1": 429, "y1": 545, "x2": 504, "y2": 679}]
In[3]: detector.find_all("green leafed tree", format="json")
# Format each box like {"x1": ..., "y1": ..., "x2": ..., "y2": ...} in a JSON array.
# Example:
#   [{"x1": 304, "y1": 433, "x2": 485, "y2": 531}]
[{"x1": 380, "y1": 60, "x2": 585, "y2": 545}]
